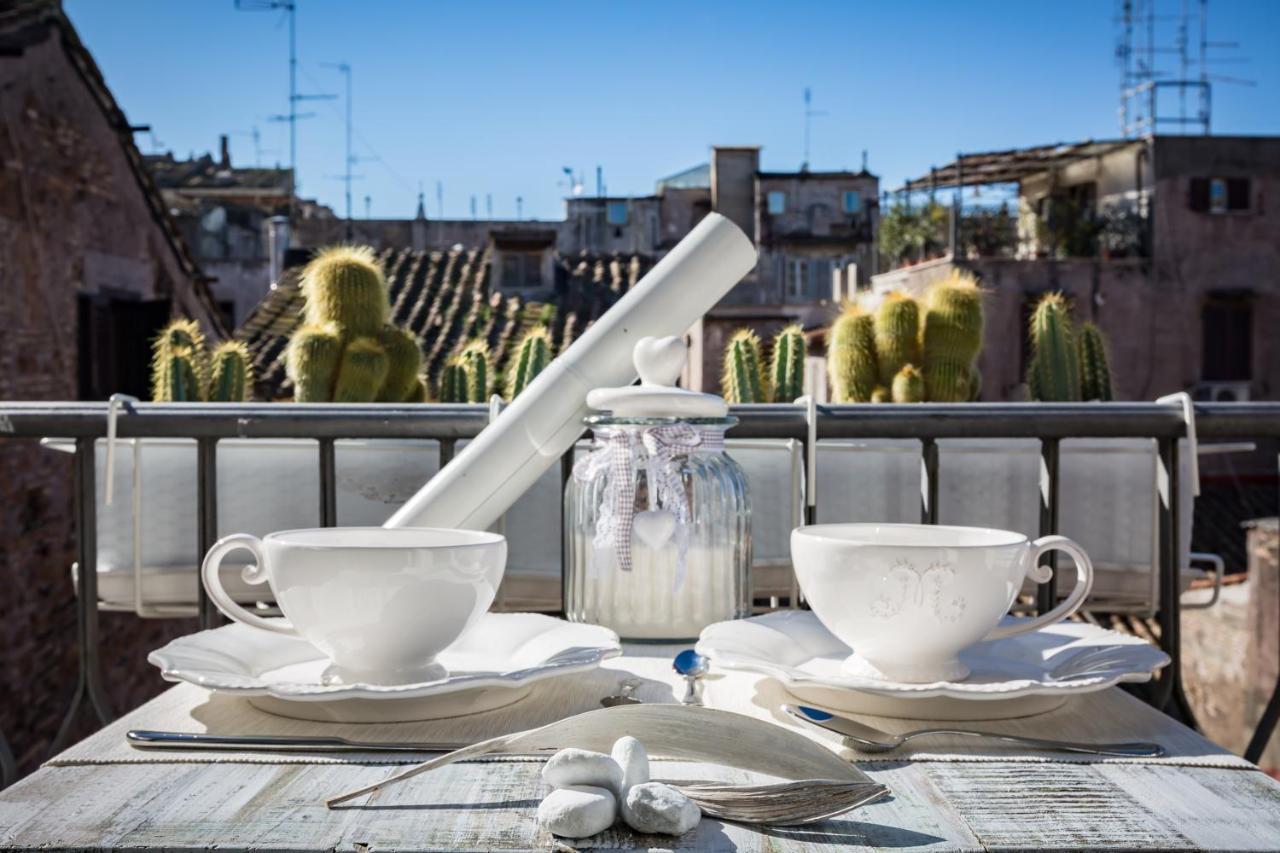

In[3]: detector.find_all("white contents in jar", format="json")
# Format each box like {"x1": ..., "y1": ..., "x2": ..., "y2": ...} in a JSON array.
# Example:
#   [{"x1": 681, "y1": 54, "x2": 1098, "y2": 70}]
[{"x1": 576, "y1": 534, "x2": 738, "y2": 641}]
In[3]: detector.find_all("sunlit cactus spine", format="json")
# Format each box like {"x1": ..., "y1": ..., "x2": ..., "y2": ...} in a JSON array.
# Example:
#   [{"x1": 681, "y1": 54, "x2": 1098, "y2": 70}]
[
  {"x1": 1027, "y1": 292, "x2": 1080, "y2": 402},
  {"x1": 721, "y1": 329, "x2": 766, "y2": 403},
  {"x1": 874, "y1": 293, "x2": 922, "y2": 387},
  {"x1": 891, "y1": 364, "x2": 925, "y2": 403},
  {"x1": 438, "y1": 360, "x2": 468, "y2": 403},
  {"x1": 922, "y1": 270, "x2": 984, "y2": 403},
  {"x1": 207, "y1": 341, "x2": 252, "y2": 402},
  {"x1": 285, "y1": 246, "x2": 423, "y2": 402},
  {"x1": 827, "y1": 308, "x2": 878, "y2": 403},
  {"x1": 461, "y1": 341, "x2": 491, "y2": 403},
  {"x1": 769, "y1": 325, "x2": 806, "y2": 403},
  {"x1": 1077, "y1": 322, "x2": 1114, "y2": 402},
  {"x1": 151, "y1": 319, "x2": 207, "y2": 402},
  {"x1": 506, "y1": 326, "x2": 553, "y2": 399}
]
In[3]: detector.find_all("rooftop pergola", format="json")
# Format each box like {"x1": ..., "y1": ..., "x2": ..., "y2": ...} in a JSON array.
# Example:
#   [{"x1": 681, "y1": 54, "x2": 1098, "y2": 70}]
[{"x1": 895, "y1": 138, "x2": 1141, "y2": 193}]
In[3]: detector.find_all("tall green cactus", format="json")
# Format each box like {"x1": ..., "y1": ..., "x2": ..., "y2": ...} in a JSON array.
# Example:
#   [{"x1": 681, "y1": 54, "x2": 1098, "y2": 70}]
[
  {"x1": 285, "y1": 246, "x2": 423, "y2": 402},
  {"x1": 828, "y1": 308, "x2": 878, "y2": 403},
  {"x1": 1077, "y1": 322, "x2": 1114, "y2": 402},
  {"x1": 151, "y1": 319, "x2": 206, "y2": 402},
  {"x1": 208, "y1": 341, "x2": 252, "y2": 402},
  {"x1": 462, "y1": 341, "x2": 490, "y2": 402},
  {"x1": 1027, "y1": 292, "x2": 1080, "y2": 402},
  {"x1": 721, "y1": 329, "x2": 766, "y2": 403},
  {"x1": 922, "y1": 271, "x2": 984, "y2": 402},
  {"x1": 439, "y1": 360, "x2": 468, "y2": 403},
  {"x1": 769, "y1": 325, "x2": 806, "y2": 403},
  {"x1": 875, "y1": 293, "x2": 922, "y2": 387},
  {"x1": 506, "y1": 326, "x2": 553, "y2": 399},
  {"x1": 891, "y1": 364, "x2": 925, "y2": 403}
]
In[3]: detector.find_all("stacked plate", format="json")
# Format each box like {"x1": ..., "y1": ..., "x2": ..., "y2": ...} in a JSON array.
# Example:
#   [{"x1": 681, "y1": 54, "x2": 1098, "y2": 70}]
[
  {"x1": 149, "y1": 612, "x2": 621, "y2": 723},
  {"x1": 696, "y1": 610, "x2": 1169, "y2": 720}
]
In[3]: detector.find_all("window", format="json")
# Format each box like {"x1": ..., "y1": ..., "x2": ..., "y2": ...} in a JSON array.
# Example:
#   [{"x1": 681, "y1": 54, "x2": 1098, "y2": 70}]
[
  {"x1": 606, "y1": 201, "x2": 629, "y2": 226},
  {"x1": 1201, "y1": 295, "x2": 1252, "y2": 381},
  {"x1": 842, "y1": 190, "x2": 862, "y2": 214},
  {"x1": 500, "y1": 251, "x2": 544, "y2": 289},
  {"x1": 785, "y1": 259, "x2": 807, "y2": 298},
  {"x1": 1190, "y1": 177, "x2": 1251, "y2": 213},
  {"x1": 767, "y1": 191, "x2": 786, "y2": 215}
]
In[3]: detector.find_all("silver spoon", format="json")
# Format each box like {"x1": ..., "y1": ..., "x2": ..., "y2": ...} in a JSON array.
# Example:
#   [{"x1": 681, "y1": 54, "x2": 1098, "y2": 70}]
[
  {"x1": 783, "y1": 705, "x2": 1165, "y2": 757},
  {"x1": 673, "y1": 649, "x2": 710, "y2": 706},
  {"x1": 600, "y1": 677, "x2": 643, "y2": 707}
]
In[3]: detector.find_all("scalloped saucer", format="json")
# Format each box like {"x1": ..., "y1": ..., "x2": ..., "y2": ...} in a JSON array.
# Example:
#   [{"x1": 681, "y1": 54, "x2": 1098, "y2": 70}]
[
  {"x1": 696, "y1": 610, "x2": 1169, "y2": 720},
  {"x1": 149, "y1": 613, "x2": 621, "y2": 723}
]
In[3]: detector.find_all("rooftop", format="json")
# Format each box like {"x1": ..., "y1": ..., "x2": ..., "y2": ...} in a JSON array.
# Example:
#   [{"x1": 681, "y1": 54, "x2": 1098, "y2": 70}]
[{"x1": 897, "y1": 139, "x2": 1138, "y2": 191}]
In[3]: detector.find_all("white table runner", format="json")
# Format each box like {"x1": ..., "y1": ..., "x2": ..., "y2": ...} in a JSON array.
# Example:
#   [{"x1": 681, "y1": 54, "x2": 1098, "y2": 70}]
[{"x1": 48, "y1": 645, "x2": 1252, "y2": 770}]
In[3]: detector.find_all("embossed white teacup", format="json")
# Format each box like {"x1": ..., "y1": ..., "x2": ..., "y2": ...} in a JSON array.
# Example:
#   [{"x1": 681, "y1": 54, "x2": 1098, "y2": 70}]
[
  {"x1": 791, "y1": 523, "x2": 1093, "y2": 683},
  {"x1": 201, "y1": 527, "x2": 506, "y2": 685}
]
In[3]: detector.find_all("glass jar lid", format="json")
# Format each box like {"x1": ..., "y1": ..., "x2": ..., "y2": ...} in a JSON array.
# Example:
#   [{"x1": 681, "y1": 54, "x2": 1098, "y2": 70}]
[{"x1": 585, "y1": 336, "x2": 728, "y2": 419}]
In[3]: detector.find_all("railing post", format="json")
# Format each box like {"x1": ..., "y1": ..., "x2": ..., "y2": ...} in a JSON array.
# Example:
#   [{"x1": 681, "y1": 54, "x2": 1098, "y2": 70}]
[
  {"x1": 318, "y1": 438, "x2": 337, "y2": 527},
  {"x1": 51, "y1": 437, "x2": 114, "y2": 755},
  {"x1": 1037, "y1": 438, "x2": 1061, "y2": 614},
  {"x1": 1152, "y1": 436, "x2": 1181, "y2": 714},
  {"x1": 197, "y1": 438, "x2": 220, "y2": 628},
  {"x1": 559, "y1": 447, "x2": 576, "y2": 619},
  {"x1": 920, "y1": 438, "x2": 939, "y2": 524}
]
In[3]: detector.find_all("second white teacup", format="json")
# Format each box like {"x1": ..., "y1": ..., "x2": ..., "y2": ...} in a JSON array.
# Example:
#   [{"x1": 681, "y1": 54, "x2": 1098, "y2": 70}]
[
  {"x1": 791, "y1": 523, "x2": 1094, "y2": 683},
  {"x1": 201, "y1": 527, "x2": 506, "y2": 685}
]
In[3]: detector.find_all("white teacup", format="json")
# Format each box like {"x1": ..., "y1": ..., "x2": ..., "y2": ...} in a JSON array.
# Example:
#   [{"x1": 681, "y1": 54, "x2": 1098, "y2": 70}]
[
  {"x1": 791, "y1": 523, "x2": 1094, "y2": 683},
  {"x1": 201, "y1": 527, "x2": 506, "y2": 685}
]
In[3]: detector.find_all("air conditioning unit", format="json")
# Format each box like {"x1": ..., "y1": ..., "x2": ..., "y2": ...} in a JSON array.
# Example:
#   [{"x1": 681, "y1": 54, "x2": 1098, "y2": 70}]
[{"x1": 1192, "y1": 381, "x2": 1252, "y2": 402}]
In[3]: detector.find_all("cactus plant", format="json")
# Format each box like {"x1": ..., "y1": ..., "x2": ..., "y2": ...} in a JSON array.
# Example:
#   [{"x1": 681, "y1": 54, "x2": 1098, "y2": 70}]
[
  {"x1": 922, "y1": 271, "x2": 984, "y2": 403},
  {"x1": 506, "y1": 326, "x2": 553, "y2": 399},
  {"x1": 870, "y1": 386, "x2": 891, "y2": 403},
  {"x1": 721, "y1": 329, "x2": 767, "y2": 403},
  {"x1": 1077, "y1": 322, "x2": 1114, "y2": 402},
  {"x1": 438, "y1": 359, "x2": 469, "y2": 403},
  {"x1": 461, "y1": 341, "x2": 491, "y2": 402},
  {"x1": 285, "y1": 246, "x2": 423, "y2": 403},
  {"x1": 208, "y1": 341, "x2": 252, "y2": 403},
  {"x1": 891, "y1": 364, "x2": 925, "y2": 403},
  {"x1": 1027, "y1": 292, "x2": 1080, "y2": 402},
  {"x1": 769, "y1": 325, "x2": 807, "y2": 403},
  {"x1": 874, "y1": 293, "x2": 922, "y2": 387},
  {"x1": 827, "y1": 308, "x2": 878, "y2": 403}
]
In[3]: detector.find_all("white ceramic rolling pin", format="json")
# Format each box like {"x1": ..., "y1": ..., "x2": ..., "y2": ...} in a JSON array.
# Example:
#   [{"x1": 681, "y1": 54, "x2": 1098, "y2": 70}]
[{"x1": 385, "y1": 212, "x2": 757, "y2": 531}]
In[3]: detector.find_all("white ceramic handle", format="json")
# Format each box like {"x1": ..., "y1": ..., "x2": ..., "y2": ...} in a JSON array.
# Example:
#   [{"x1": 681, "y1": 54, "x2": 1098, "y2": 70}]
[
  {"x1": 200, "y1": 533, "x2": 297, "y2": 635},
  {"x1": 985, "y1": 535, "x2": 1095, "y2": 641}
]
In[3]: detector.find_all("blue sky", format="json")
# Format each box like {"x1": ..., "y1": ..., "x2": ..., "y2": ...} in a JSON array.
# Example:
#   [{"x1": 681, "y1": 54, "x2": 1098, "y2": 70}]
[{"x1": 66, "y1": 1, "x2": 1279, "y2": 221}]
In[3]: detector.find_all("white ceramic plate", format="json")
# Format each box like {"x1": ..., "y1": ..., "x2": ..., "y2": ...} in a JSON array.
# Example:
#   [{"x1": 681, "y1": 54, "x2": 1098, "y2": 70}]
[
  {"x1": 696, "y1": 610, "x2": 1170, "y2": 720},
  {"x1": 149, "y1": 612, "x2": 621, "y2": 723}
]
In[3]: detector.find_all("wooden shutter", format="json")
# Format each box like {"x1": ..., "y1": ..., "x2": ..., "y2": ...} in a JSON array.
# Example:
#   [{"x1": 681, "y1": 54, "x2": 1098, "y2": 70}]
[
  {"x1": 1188, "y1": 177, "x2": 1210, "y2": 212},
  {"x1": 1227, "y1": 178, "x2": 1250, "y2": 211}
]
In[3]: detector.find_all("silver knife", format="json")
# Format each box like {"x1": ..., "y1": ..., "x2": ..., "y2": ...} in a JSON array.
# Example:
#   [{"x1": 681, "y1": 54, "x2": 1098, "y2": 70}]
[
  {"x1": 127, "y1": 729, "x2": 467, "y2": 753},
  {"x1": 782, "y1": 705, "x2": 1165, "y2": 757}
]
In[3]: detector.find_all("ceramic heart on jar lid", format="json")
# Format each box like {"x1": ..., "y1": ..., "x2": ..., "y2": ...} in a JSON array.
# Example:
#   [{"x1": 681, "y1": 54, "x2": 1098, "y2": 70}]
[{"x1": 634, "y1": 336, "x2": 687, "y2": 387}]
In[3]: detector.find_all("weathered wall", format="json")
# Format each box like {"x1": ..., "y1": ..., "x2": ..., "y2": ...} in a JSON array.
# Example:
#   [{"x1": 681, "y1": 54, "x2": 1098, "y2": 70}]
[{"x1": 0, "y1": 18, "x2": 201, "y2": 777}]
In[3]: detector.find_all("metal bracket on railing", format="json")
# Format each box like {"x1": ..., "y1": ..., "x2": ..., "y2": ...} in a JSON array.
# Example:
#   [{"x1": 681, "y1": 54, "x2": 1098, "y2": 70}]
[
  {"x1": 1157, "y1": 392, "x2": 1200, "y2": 497},
  {"x1": 794, "y1": 394, "x2": 818, "y2": 607},
  {"x1": 1184, "y1": 552, "x2": 1224, "y2": 610},
  {"x1": 103, "y1": 394, "x2": 139, "y2": 507}
]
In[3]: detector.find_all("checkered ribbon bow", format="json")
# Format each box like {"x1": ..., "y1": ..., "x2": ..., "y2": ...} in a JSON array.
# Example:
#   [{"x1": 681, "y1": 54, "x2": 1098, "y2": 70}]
[{"x1": 574, "y1": 424, "x2": 721, "y2": 584}]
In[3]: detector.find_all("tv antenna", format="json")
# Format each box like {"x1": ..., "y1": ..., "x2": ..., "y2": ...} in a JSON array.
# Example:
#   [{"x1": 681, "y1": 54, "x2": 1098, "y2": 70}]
[
  {"x1": 320, "y1": 62, "x2": 374, "y2": 237},
  {"x1": 235, "y1": 1, "x2": 335, "y2": 205},
  {"x1": 1115, "y1": 0, "x2": 1253, "y2": 136},
  {"x1": 802, "y1": 87, "x2": 826, "y2": 170}
]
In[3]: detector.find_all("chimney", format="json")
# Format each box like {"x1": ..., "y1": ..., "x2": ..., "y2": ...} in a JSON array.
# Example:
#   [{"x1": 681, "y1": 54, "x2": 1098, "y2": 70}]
[
  {"x1": 267, "y1": 215, "x2": 290, "y2": 285},
  {"x1": 711, "y1": 146, "x2": 760, "y2": 242},
  {"x1": 219, "y1": 134, "x2": 230, "y2": 169}
]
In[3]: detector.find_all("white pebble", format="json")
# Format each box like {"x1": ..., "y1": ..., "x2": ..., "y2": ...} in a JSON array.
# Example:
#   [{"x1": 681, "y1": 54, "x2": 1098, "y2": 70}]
[
  {"x1": 622, "y1": 782, "x2": 701, "y2": 836},
  {"x1": 537, "y1": 785, "x2": 617, "y2": 839},
  {"x1": 542, "y1": 748, "x2": 623, "y2": 792},
  {"x1": 611, "y1": 736, "x2": 650, "y2": 795}
]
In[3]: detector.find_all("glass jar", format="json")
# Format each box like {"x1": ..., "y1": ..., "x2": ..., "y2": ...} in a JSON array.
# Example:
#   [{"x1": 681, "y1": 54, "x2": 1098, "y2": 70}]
[{"x1": 565, "y1": 416, "x2": 751, "y2": 642}]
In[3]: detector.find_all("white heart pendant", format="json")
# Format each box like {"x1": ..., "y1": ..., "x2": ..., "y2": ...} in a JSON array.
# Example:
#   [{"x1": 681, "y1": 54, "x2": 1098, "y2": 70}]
[
  {"x1": 633, "y1": 336, "x2": 687, "y2": 387},
  {"x1": 632, "y1": 509, "x2": 677, "y2": 550}
]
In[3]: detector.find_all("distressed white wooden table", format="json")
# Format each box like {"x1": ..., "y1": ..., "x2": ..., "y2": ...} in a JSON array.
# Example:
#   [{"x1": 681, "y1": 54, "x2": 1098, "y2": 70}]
[{"x1": 3, "y1": 647, "x2": 1280, "y2": 852}]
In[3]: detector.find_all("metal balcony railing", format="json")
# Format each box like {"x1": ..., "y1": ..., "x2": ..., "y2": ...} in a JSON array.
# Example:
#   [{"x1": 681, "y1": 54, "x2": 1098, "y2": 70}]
[{"x1": 0, "y1": 399, "x2": 1277, "y2": 773}]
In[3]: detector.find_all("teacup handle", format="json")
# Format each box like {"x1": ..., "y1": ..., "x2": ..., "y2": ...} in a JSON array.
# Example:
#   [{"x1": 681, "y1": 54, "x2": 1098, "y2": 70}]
[
  {"x1": 985, "y1": 535, "x2": 1095, "y2": 641},
  {"x1": 201, "y1": 533, "x2": 298, "y2": 635}
]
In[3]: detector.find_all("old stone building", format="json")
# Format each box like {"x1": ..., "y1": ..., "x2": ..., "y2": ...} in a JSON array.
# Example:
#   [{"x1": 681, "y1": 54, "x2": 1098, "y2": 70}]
[
  {"x1": 0, "y1": 0, "x2": 227, "y2": 774},
  {"x1": 869, "y1": 136, "x2": 1280, "y2": 403},
  {"x1": 286, "y1": 145, "x2": 880, "y2": 392}
]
